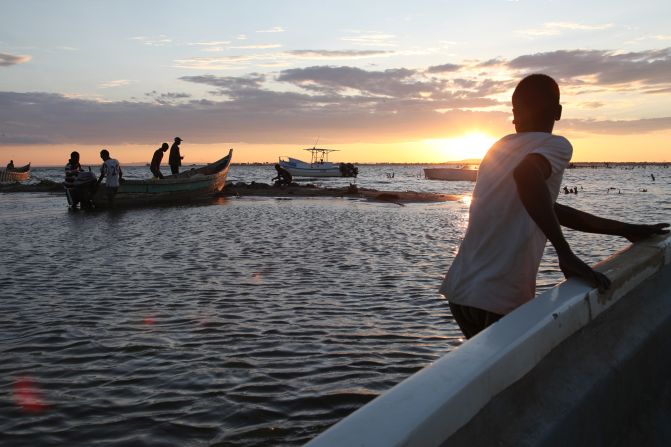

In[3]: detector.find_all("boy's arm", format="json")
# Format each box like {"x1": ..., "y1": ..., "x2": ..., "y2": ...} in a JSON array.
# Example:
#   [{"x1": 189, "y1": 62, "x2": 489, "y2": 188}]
[
  {"x1": 513, "y1": 153, "x2": 611, "y2": 291},
  {"x1": 554, "y1": 203, "x2": 668, "y2": 242},
  {"x1": 97, "y1": 164, "x2": 105, "y2": 184}
]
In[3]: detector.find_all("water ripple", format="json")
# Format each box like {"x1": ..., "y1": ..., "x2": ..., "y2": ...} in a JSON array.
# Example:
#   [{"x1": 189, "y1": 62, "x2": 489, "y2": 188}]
[{"x1": 1, "y1": 165, "x2": 668, "y2": 446}]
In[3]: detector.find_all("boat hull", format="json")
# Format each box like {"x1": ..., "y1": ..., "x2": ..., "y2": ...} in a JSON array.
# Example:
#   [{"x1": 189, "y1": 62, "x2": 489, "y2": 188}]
[
  {"x1": 80, "y1": 150, "x2": 232, "y2": 208},
  {"x1": 424, "y1": 167, "x2": 477, "y2": 181},
  {"x1": 0, "y1": 163, "x2": 31, "y2": 182},
  {"x1": 279, "y1": 157, "x2": 357, "y2": 178},
  {"x1": 282, "y1": 166, "x2": 344, "y2": 177}
]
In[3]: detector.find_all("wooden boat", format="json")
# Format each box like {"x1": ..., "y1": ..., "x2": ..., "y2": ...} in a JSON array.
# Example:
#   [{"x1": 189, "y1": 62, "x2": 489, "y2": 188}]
[
  {"x1": 279, "y1": 147, "x2": 358, "y2": 178},
  {"x1": 0, "y1": 163, "x2": 31, "y2": 182},
  {"x1": 66, "y1": 149, "x2": 233, "y2": 209},
  {"x1": 424, "y1": 166, "x2": 478, "y2": 182}
]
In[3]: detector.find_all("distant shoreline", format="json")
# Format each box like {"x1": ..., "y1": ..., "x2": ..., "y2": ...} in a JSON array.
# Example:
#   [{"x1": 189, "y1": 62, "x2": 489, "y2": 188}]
[{"x1": 17, "y1": 161, "x2": 671, "y2": 168}]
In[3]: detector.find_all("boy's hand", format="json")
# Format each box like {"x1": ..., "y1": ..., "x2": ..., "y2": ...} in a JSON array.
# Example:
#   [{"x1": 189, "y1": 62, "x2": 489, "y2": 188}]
[
  {"x1": 558, "y1": 250, "x2": 611, "y2": 292},
  {"x1": 621, "y1": 223, "x2": 669, "y2": 243}
]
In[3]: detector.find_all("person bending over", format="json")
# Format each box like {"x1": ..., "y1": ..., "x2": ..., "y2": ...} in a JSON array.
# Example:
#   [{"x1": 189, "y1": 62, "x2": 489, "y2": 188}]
[
  {"x1": 272, "y1": 164, "x2": 293, "y2": 186},
  {"x1": 151, "y1": 143, "x2": 169, "y2": 179}
]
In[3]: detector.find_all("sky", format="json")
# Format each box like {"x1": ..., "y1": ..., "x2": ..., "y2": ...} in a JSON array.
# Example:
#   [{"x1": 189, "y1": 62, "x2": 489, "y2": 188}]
[{"x1": 1, "y1": 0, "x2": 670, "y2": 165}]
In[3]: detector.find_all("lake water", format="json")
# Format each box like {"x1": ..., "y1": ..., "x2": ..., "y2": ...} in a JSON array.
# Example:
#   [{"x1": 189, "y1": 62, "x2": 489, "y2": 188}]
[{"x1": 1, "y1": 163, "x2": 669, "y2": 446}]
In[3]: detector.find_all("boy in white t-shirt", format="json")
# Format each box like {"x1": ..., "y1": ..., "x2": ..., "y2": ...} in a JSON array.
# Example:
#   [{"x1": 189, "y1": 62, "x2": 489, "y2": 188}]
[
  {"x1": 442, "y1": 74, "x2": 669, "y2": 339},
  {"x1": 97, "y1": 149, "x2": 123, "y2": 205}
]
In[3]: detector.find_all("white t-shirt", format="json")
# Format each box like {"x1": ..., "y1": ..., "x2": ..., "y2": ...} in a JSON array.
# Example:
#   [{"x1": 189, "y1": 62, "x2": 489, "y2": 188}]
[
  {"x1": 440, "y1": 132, "x2": 573, "y2": 315},
  {"x1": 101, "y1": 159, "x2": 121, "y2": 188}
]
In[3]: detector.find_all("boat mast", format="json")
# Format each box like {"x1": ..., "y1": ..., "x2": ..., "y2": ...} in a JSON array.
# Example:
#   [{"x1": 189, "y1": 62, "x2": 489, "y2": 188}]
[{"x1": 305, "y1": 147, "x2": 338, "y2": 165}]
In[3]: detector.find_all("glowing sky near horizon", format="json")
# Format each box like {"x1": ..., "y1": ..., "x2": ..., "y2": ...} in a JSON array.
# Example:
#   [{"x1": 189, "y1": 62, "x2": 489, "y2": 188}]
[{"x1": 1, "y1": 0, "x2": 670, "y2": 164}]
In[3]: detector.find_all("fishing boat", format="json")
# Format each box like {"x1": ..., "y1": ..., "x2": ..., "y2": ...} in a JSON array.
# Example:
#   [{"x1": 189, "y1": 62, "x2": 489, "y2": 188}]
[
  {"x1": 65, "y1": 149, "x2": 233, "y2": 209},
  {"x1": 279, "y1": 147, "x2": 358, "y2": 178},
  {"x1": 424, "y1": 165, "x2": 478, "y2": 181},
  {"x1": 0, "y1": 163, "x2": 31, "y2": 183}
]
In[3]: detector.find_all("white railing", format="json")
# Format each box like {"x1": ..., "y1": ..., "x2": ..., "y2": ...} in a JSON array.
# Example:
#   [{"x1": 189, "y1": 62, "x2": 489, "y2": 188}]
[{"x1": 307, "y1": 234, "x2": 671, "y2": 447}]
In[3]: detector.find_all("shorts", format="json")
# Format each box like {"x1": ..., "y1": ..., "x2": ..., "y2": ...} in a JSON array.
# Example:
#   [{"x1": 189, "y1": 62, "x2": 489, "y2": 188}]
[{"x1": 448, "y1": 302, "x2": 503, "y2": 339}]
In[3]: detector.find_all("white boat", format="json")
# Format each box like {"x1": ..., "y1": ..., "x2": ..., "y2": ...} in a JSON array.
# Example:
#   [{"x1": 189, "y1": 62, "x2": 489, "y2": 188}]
[
  {"x1": 279, "y1": 147, "x2": 358, "y2": 178},
  {"x1": 424, "y1": 165, "x2": 478, "y2": 181}
]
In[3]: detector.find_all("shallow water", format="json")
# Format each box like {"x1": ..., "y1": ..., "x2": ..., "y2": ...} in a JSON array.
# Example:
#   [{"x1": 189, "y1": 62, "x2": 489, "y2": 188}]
[{"x1": 1, "y1": 164, "x2": 669, "y2": 446}]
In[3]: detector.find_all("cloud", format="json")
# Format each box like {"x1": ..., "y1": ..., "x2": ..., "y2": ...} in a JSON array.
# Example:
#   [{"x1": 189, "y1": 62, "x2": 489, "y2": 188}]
[
  {"x1": 517, "y1": 21, "x2": 614, "y2": 37},
  {"x1": 145, "y1": 91, "x2": 192, "y2": 105},
  {"x1": 231, "y1": 44, "x2": 283, "y2": 49},
  {"x1": 256, "y1": 26, "x2": 285, "y2": 33},
  {"x1": 0, "y1": 53, "x2": 31, "y2": 67},
  {"x1": 427, "y1": 63, "x2": 461, "y2": 73},
  {"x1": 545, "y1": 22, "x2": 614, "y2": 31},
  {"x1": 286, "y1": 49, "x2": 394, "y2": 59},
  {"x1": 0, "y1": 77, "x2": 511, "y2": 146},
  {"x1": 174, "y1": 55, "x2": 264, "y2": 70},
  {"x1": 98, "y1": 79, "x2": 134, "y2": 88},
  {"x1": 507, "y1": 48, "x2": 671, "y2": 88},
  {"x1": 2, "y1": 47, "x2": 671, "y2": 147},
  {"x1": 562, "y1": 117, "x2": 671, "y2": 135},
  {"x1": 174, "y1": 48, "x2": 395, "y2": 69},
  {"x1": 188, "y1": 40, "x2": 232, "y2": 47},
  {"x1": 276, "y1": 66, "x2": 424, "y2": 97},
  {"x1": 340, "y1": 31, "x2": 396, "y2": 47},
  {"x1": 179, "y1": 74, "x2": 266, "y2": 91},
  {"x1": 131, "y1": 35, "x2": 172, "y2": 46},
  {"x1": 578, "y1": 101, "x2": 605, "y2": 109}
]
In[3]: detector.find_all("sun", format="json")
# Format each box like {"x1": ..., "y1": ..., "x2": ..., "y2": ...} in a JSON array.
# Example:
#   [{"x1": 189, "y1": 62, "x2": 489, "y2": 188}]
[{"x1": 425, "y1": 131, "x2": 497, "y2": 162}]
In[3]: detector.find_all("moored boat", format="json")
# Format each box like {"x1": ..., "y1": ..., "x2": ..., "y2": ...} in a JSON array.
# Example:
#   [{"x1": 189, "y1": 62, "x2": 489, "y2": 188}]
[
  {"x1": 65, "y1": 149, "x2": 233, "y2": 209},
  {"x1": 279, "y1": 147, "x2": 358, "y2": 178},
  {"x1": 0, "y1": 163, "x2": 31, "y2": 183},
  {"x1": 424, "y1": 166, "x2": 478, "y2": 181}
]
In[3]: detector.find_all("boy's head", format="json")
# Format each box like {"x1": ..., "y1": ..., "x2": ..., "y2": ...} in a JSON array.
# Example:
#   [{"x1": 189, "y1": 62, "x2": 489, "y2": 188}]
[
  {"x1": 100, "y1": 149, "x2": 110, "y2": 160},
  {"x1": 70, "y1": 151, "x2": 80, "y2": 162},
  {"x1": 512, "y1": 74, "x2": 562, "y2": 133},
  {"x1": 161, "y1": 143, "x2": 169, "y2": 151}
]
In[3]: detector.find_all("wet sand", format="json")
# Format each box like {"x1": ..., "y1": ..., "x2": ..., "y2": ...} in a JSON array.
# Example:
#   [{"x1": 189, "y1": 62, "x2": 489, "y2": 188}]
[
  {"x1": 220, "y1": 182, "x2": 461, "y2": 203},
  {"x1": 0, "y1": 179, "x2": 64, "y2": 193},
  {"x1": 1, "y1": 180, "x2": 461, "y2": 203}
]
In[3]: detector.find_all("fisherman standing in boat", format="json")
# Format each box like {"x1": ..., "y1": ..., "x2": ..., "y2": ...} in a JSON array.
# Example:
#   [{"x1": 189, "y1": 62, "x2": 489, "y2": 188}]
[
  {"x1": 6, "y1": 160, "x2": 14, "y2": 170},
  {"x1": 97, "y1": 149, "x2": 122, "y2": 205},
  {"x1": 151, "y1": 143, "x2": 169, "y2": 179},
  {"x1": 169, "y1": 137, "x2": 184, "y2": 175},
  {"x1": 441, "y1": 74, "x2": 669, "y2": 339}
]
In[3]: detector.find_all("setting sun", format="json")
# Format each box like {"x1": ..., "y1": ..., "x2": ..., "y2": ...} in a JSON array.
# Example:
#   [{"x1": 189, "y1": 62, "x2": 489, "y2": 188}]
[{"x1": 425, "y1": 132, "x2": 498, "y2": 162}]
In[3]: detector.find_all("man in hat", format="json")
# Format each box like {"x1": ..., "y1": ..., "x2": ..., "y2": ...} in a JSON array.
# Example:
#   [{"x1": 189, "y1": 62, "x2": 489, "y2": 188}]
[
  {"x1": 150, "y1": 143, "x2": 169, "y2": 179},
  {"x1": 169, "y1": 137, "x2": 184, "y2": 175}
]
